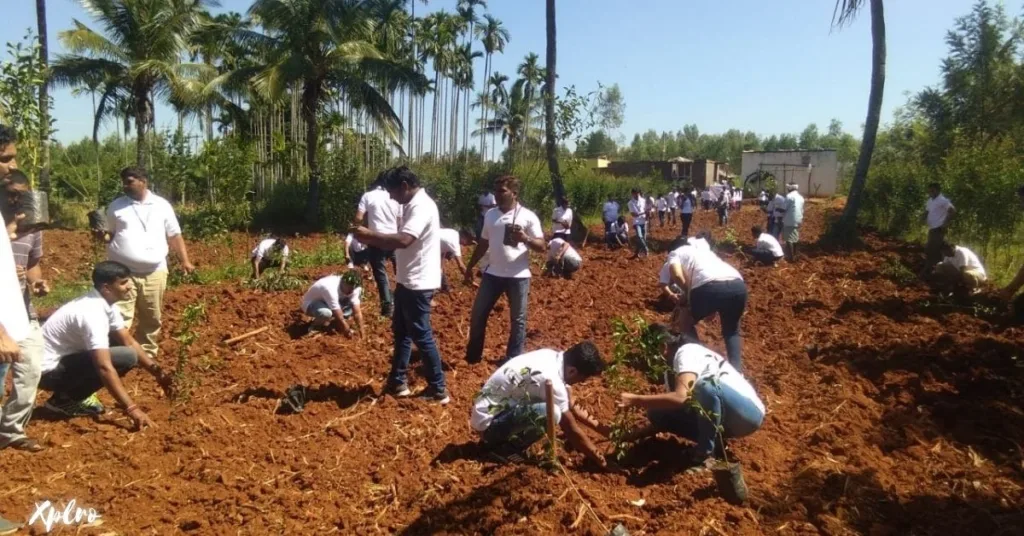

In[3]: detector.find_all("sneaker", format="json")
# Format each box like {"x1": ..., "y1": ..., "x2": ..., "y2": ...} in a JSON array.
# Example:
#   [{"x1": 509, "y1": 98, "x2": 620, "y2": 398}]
[
  {"x1": 417, "y1": 386, "x2": 450, "y2": 405},
  {"x1": 384, "y1": 383, "x2": 411, "y2": 398},
  {"x1": 44, "y1": 394, "x2": 105, "y2": 417},
  {"x1": 82, "y1": 393, "x2": 106, "y2": 413}
]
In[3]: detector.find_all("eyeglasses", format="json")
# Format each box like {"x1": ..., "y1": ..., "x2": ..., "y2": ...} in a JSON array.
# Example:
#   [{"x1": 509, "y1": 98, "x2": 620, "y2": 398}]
[{"x1": 0, "y1": 155, "x2": 14, "y2": 164}]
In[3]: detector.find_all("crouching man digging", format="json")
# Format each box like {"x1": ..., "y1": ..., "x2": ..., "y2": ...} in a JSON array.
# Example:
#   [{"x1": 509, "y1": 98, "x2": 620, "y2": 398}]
[
  {"x1": 38, "y1": 261, "x2": 172, "y2": 430},
  {"x1": 470, "y1": 340, "x2": 608, "y2": 466},
  {"x1": 300, "y1": 270, "x2": 366, "y2": 337}
]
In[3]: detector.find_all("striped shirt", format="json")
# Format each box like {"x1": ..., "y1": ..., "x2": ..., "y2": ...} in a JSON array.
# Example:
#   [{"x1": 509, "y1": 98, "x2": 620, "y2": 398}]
[{"x1": 10, "y1": 231, "x2": 42, "y2": 320}]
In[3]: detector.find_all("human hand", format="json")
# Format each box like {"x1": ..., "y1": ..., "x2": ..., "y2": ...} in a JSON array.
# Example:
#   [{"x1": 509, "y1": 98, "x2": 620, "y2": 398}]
[
  {"x1": 463, "y1": 268, "x2": 475, "y2": 286},
  {"x1": 32, "y1": 280, "x2": 50, "y2": 296},
  {"x1": 617, "y1": 392, "x2": 637, "y2": 409},
  {"x1": 351, "y1": 225, "x2": 372, "y2": 241},
  {"x1": 510, "y1": 226, "x2": 529, "y2": 244},
  {"x1": 128, "y1": 408, "x2": 156, "y2": 431},
  {"x1": 181, "y1": 261, "x2": 196, "y2": 274}
]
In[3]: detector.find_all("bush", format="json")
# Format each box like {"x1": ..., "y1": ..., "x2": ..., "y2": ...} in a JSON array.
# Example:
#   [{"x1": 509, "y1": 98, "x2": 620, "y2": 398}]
[
  {"x1": 178, "y1": 203, "x2": 251, "y2": 239},
  {"x1": 49, "y1": 199, "x2": 93, "y2": 229}
]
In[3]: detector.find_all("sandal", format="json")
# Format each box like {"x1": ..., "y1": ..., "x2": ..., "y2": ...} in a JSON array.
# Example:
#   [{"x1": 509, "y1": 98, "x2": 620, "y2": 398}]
[{"x1": 4, "y1": 437, "x2": 45, "y2": 452}]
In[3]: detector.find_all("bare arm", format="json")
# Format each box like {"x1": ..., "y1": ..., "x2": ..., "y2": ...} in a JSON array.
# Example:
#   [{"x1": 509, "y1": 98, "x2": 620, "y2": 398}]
[
  {"x1": 332, "y1": 309, "x2": 353, "y2": 336},
  {"x1": 353, "y1": 228, "x2": 415, "y2": 251},
  {"x1": 168, "y1": 234, "x2": 194, "y2": 272},
  {"x1": 0, "y1": 325, "x2": 20, "y2": 363},
  {"x1": 351, "y1": 303, "x2": 365, "y2": 338},
  {"x1": 559, "y1": 411, "x2": 606, "y2": 467},
  {"x1": 669, "y1": 261, "x2": 687, "y2": 291},
  {"x1": 251, "y1": 257, "x2": 261, "y2": 278},
  {"x1": 464, "y1": 239, "x2": 490, "y2": 275},
  {"x1": 453, "y1": 255, "x2": 468, "y2": 274},
  {"x1": 557, "y1": 241, "x2": 570, "y2": 261},
  {"x1": 112, "y1": 329, "x2": 170, "y2": 391},
  {"x1": 619, "y1": 372, "x2": 697, "y2": 411}
]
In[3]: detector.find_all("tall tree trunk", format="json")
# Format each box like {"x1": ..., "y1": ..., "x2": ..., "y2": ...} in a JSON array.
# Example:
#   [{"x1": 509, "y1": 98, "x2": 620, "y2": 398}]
[
  {"x1": 134, "y1": 88, "x2": 150, "y2": 167},
  {"x1": 409, "y1": 1, "x2": 417, "y2": 160},
  {"x1": 545, "y1": 0, "x2": 564, "y2": 199},
  {"x1": 36, "y1": 0, "x2": 50, "y2": 193},
  {"x1": 834, "y1": 0, "x2": 885, "y2": 240},
  {"x1": 302, "y1": 86, "x2": 321, "y2": 226},
  {"x1": 480, "y1": 54, "x2": 489, "y2": 162}
]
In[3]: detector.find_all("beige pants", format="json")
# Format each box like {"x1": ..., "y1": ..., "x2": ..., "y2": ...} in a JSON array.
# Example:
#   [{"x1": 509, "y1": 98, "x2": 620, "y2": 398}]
[
  {"x1": 0, "y1": 320, "x2": 42, "y2": 446},
  {"x1": 117, "y1": 270, "x2": 168, "y2": 359}
]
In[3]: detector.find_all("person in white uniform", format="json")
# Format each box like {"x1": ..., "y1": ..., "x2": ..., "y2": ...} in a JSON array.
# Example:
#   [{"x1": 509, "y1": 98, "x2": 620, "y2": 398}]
[
  {"x1": 345, "y1": 233, "x2": 370, "y2": 271},
  {"x1": 543, "y1": 236, "x2": 583, "y2": 280},
  {"x1": 300, "y1": 271, "x2": 365, "y2": 337},
  {"x1": 923, "y1": 182, "x2": 955, "y2": 269},
  {"x1": 476, "y1": 189, "x2": 496, "y2": 240},
  {"x1": 438, "y1": 227, "x2": 468, "y2": 293},
  {"x1": 250, "y1": 237, "x2": 289, "y2": 278},
  {"x1": 354, "y1": 173, "x2": 400, "y2": 317},
  {"x1": 748, "y1": 225, "x2": 784, "y2": 266},
  {"x1": 551, "y1": 196, "x2": 573, "y2": 241},
  {"x1": 628, "y1": 189, "x2": 650, "y2": 258},
  {"x1": 931, "y1": 242, "x2": 986, "y2": 294}
]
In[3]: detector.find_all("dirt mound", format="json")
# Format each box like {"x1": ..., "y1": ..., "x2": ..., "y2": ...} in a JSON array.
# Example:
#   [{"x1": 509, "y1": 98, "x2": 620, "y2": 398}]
[{"x1": 2, "y1": 205, "x2": 1022, "y2": 535}]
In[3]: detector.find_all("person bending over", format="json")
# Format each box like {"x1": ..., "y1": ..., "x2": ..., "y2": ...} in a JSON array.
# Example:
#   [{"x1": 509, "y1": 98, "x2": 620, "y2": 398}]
[
  {"x1": 300, "y1": 270, "x2": 366, "y2": 338},
  {"x1": 748, "y1": 225, "x2": 784, "y2": 266},
  {"x1": 471, "y1": 340, "x2": 608, "y2": 467},
  {"x1": 345, "y1": 233, "x2": 370, "y2": 272},
  {"x1": 251, "y1": 237, "x2": 289, "y2": 279},
  {"x1": 607, "y1": 216, "x2": 629, "y2": 250},
  {"x1": 38, "y1": 261, "x2": 172, "y2": 429},
  {"x1": 617, "y1": 325, "x2": 764, "y2": 469},
  {"x1": 543, "y1": 236, "x2": 583, "y2": 280},
  {"x1": 931, "y1": 242, "x2": 986, "y2": 296},
  {"x1": 438, "y1": 227, "x2": 469, "y2": 293}
]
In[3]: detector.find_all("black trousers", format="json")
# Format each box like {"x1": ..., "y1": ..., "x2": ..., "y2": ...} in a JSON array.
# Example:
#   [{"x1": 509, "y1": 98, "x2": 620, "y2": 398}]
[{"x1": 39, "y1": 346, "x2": 138, "y2": 401}]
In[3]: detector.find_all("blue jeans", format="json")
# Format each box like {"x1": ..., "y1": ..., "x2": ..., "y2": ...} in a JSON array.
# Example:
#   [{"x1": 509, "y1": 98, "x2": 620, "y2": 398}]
[
  {"x1": 481, "y1": 402, "x2": 555, "y2": 451},
  {"x1": 466, "y1": 273, "x2": 530, "y2": 363},
  {"x1": 633, "y1": 223, "x2": 649, "y2": 255},
  {"x1": 647, "y1": 379, "x2": 763, "y2": 457},
  {"x1": 367, "y1": 246, "x2": 395, "y2": 314},
  {"x1": 305, "y1": 300, "x2": 352, "y2": 326},
  {"x1": 388, "y1": 285, "x2": 446, "y2": 391},
  {"x1": 689, "y1": 279, "x2": 748, "y2": 371}
]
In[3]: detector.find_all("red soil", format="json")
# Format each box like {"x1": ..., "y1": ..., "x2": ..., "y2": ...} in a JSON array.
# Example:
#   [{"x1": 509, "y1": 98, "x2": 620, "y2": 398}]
[{"x1": 2, "y1": 202, "x2": 1023, "y2": 535}]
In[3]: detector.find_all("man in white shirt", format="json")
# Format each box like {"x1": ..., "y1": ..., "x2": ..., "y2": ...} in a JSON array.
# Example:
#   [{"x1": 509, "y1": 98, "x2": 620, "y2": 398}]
[
  {"x1": 931, "y1": 242, "x2": 986, "y2": 295},
  {"x1": 602, "y1": 195, "x2": 620, "y2": 236},
  {"x1": 628, "y1": 189, "x2": 650, "y2": 258},
  {"x1": 301, "y1": 271, "x2": 365, "y2": 337},
  {"x1": 250, "y1": 237, "x2": 289, "y2": 279},
  {"x1": 355, "y1": 175, "x2": 400, "y2": 317},
  {"x1": 618, "y1": 326, "x2": 764, "y2": 467},
  {"x1": 463, "y1": 176, "x2": 545, "y2": 364},
  {"x1": 679, "y1": 188, "x2": 696, "y2": 237},
  {"x1": 768, "y1": 191, "x2": 786, "y2": 239},
  {"x1": 656, "y1": 195, "x2": 667, "y2": 227},
  {"x1": 781, "y1": 184, "x2": 805, "y2": 262},
  {"x1": 666, "y1": 190, "x2": 678, "y2": 225},
  {"x1": 923, "y1": 183, "x2": 955, "y2": 269},
  {"x1": 748, "y1": 225, "x2": 784, "y2": 266},
  {"x1": 551, "y1": 196, "x2": 573, "y2": 241},
  {"x1": 353, "y1": 167, "x2": 448, "y2": 404},
  {"x1": 667, "y1": 244, "x2": 748, "y2": 370},
  {"x1": 476, "y1": 189, "x2": 496, "y2": 240},
  {"x1": 104, "y1": 167, "x2": 193, "y2": 360},
  {"x1": 543, "y1": 237, "x2": 583, "y2": 280},
  {"x1": 471, "y1": 341, "x2": 608, "y2": 467},
  {"x1": 607, "y1": 216, "x2": 629, "y2": 249},
  {"x1": 438, "y1": 227, "x2": 468, "y2": 293},
  {"x1": 38, "y1": 261, "x2": 172, "y2": 429},
  {"x1": 345, "y1": 233, "x2": 369, "y2": 271}
]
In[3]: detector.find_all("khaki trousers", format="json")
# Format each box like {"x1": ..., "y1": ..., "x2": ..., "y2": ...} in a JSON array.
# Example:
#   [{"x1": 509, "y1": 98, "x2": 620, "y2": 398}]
[
  {"x1": 0, "y1": 320, "x2": 43, "y2": 446},
  {"x1": 116, "y1": 270, "x2": 168, "y2": 359}
]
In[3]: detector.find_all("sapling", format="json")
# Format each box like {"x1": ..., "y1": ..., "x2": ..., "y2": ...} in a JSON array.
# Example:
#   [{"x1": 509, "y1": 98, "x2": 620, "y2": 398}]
[{"x1": 171, "y1": 301, "x2": 207, "y2": 403}]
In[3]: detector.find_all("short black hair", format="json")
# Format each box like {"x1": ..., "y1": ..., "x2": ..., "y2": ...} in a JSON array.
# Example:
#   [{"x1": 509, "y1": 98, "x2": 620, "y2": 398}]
[
  {"x1": 273, "y1": 238, "x2": 287, "y2": 249},
  {"x1": 370, "y1": 169, "x2": 388, "y2": 190},
  {"x1": 927, "y1": 182, "x2": 941, "y2": 191},
  {"x1": 668, "y1": 236, "x2": 688, "y2": 250},
  {"x1": 120, "y1": 167, "x2": 148, "y2": 182},
  {"x1": 751, "y1": 225, "x2": 762, "y2": 236},
  {"x1": 564, "y1": 340, "x2": 605, "y2": 377},
  {"x1": 92, "y1": 261, "x2": 131, "y2": 288},
  {"x1": 383, "y1": 166, "x2": 420, "y2": 189},
  {"x1": 940, "y1": 241, "x2": 955, "y2": 253},
  {"x1": 0, "y1": 124, "x2": 16, "y2": 149},
  {"x1": 4, "y1": 169, "x2": 29, "y2": 186},
  {"x1": 648, "y1": 323, "x2": 700, "y2": 357}
]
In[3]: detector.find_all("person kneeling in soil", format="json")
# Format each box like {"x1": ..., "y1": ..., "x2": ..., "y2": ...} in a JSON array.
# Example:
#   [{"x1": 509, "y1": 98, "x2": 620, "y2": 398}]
[
  {"x1": 747, "y1": 226, "x2": 784, "y2": 266},
  {"x1": 251, "y1": 237, "x2": 289, "y2": 279},
  {"x1": 606, "y1": 216, "x2": 630, "y2": 250},
  {"x1": 543, "y1": 236, "x2": 583, "y2": 280},
  {"x1": 345, "y1": 233, "x2": 370, "y2": 272},
  {"x1": 38, "y1": 261, "x2": 172, "y2": 430},
  {"x1": 470, "y1": 341, "x2": 608, "y2": 466},
  {"x1": 438, "y1": 227, "x2": 469, "y2": 293},
  {"x1": 618, "y1": 325, "x2": 764, "y2": 469},
  {"x1": 931, "y1": 242, "x2": 986, "y2": 296},
  {"x1": 300, "y1": 270, "x2": 366, "y2": 338}
]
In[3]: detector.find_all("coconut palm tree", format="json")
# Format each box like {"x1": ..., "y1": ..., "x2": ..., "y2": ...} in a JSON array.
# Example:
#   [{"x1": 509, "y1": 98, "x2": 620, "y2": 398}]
[
  {"x1": 476, "y1": 78, "x2": 538, "y2": 164},
  {"x1": 544, "y1": 0, "x2": 564, "y2": 199},
  {"x1": 477, "y1": 14, "x2": 509, "y2": 161},
  {"x1": 832, "y1": 0, "x2": 885, "y2": 240},
  {"x1": 234, "y1": 0, "x2": 427, "y2": 221},
  {"x1": 50, "y1": 0, "x2": 215, "y2": 167}
]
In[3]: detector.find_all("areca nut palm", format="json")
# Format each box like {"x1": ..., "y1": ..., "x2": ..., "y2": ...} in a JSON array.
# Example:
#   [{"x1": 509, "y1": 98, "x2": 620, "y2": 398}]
[
  {"x1": 477, "y1": 14, "x2": 509, "y2": 160},
  {"x1": 51, "y1": 0, "x2": 219, "y2": 167}
]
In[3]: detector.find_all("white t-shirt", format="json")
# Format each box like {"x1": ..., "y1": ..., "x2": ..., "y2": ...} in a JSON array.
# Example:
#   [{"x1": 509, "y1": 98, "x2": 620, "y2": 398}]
[
  {"x1": 105, "y1": 191, "x2": 181, "y2": 274},
  {"x1": 771, "y1": 194, "x2": 786, "y2": 215},
  {"x1": 552, "y1": 207, "x2": 573, "y2": 234},
  {"x1": 628, "y1": 197, "x2": 648, "y2": 226},
  {"x1": 301, "y1": 275, "x2": 362, "y2": 312},
  {"x1": 926, "y1": 194, "x2": 954, "y2": 230},
  {"x1": 669, "y1": 246, "x2": 742, "y2": 291},
  {"x1": 357, "y1": 188, "x2": 399, "y2": 234},
  {"x1": 755, "y1": 233, "x2": 784, "y2": 258},
  {"x1": 611, "y1": 221, "x2": 630, "y2": 235},
  {"x1": 687, "y1": 237, "x2": 710, "y2": 252},
  {"x1": 680, "y1": 194, "x2": 695, "y2": 214},
  {"x1": 251, "y1": 238, "x2": 290, "y2": 261},
  {"x1": 470, "y1": 349, "x2": 569, "y2": 432},
  {"x1": 0, "y1": 221, "x2": 29, "y2": 342},
  {"x1": 672, "y1": 344, "x2": 765, "y2": 415},
  {"x1": 481, "y1": 204, "x2": 543, "y2": 279},
  {"x1": 783, "y1": 191, "x2": 805, "y2": 227},
  {"x1": 944, "y1": 246, "x2": 986, "y2": 277},
  {"x1": 439, "y1": 228, "x2": 461, "y2": 258},
  {"x1": 602, "y1": 201, "x2": 620, "y2": 222},
  {"x1": 666, "y1": 192, "x2": 677, "y2": 209},
  {"x1": 478, "y1": 193, "x2": 496, "y2": 217},
  {"x1": 345, "y1": 233, "x2": 367, "y2": 254},
  {"x1": 656, "y1": 198, "x2": 667, "y2": 211},
  {"x1": 702, "y1": 190, "x2": 712, "y2": 202},
  {"x1": 395, "y1": 189, "x2": 442, "y2": 290},
  {"x1": 547, "y1": 238, "x2": 582, "y2": 264},
  {"x1": 41, "y1": 289, "x2": 126, "y2": 373}
]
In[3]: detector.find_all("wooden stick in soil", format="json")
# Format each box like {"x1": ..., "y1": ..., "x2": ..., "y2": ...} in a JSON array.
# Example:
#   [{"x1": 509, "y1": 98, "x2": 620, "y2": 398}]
[
  {"x1": 545, "y1": 380, "x2": 557, "y2": 461},
  {"x1": 224, "y1": 326, "x2": 270, "y2": 345}
]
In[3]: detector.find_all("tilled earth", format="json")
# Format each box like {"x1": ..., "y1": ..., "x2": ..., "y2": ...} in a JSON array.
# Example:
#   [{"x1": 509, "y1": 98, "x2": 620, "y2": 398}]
[{"x1": 2, "y1": 202, "x2": 1023, "y2": 535}]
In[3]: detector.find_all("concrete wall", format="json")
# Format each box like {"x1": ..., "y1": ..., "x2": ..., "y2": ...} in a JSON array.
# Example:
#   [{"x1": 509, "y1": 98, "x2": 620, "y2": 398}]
[{"x1": 741, "y1": 150, "x2": 839, "y2": 197}]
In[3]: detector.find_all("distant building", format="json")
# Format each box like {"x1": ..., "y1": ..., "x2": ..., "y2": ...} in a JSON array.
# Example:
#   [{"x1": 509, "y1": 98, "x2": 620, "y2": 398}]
[
  {"x1": 600, "y1": 157, "x2": 728, "y2": 188},
  {"x1": 741, "y1": 149, "x2": 839, "y2": 197}
]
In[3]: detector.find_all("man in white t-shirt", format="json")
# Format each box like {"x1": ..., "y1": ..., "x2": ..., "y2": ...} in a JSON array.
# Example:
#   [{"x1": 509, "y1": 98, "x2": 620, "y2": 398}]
[
  {"x1": 628, "y1": 189, "x2": 650, "y2": 258},
  {"x1": 656, "y1": 195, "x2": 667, "y2": 227},
  {"x1": 748, "y1": 225, "x2": 784, "y2": 266},
  {"x1": 471, "y1": 341, "x2": 608, "y2": 466},
  {"x1": 768, "y1": 191, "x2": 786, "y2": 239},
  {"x1": 300, "y1": 271, "x2": 365, "y2": 337},
  {"x1": 618, "y1": 326, "x2": 764, "y2": 467},
  {"x1": 354, "y1": 175, "x2": 400, "y2": 317},
  {"x1": 781, "y1": 184, "x2": 805, "y2": 262},
  {"x1": 551, "y1": 197, "x2": 573, "y2": 241},
  {"x1": 345, "y1": 233, "x2": 370, "y2": 271},
  {"x1": 666, "y1": 190, "x2": 678, "y2": 225},
  {"x1": 931, "y1": 242, "x2": 987, "y2": 295},
  {"x1": 607, "y1": 216, "x2": 629, "y2": 249},
  {"x1": 104, "y1": 167, "x2": 194, "y2": 360},
  {"x1": 923, "y1": 182, "x2": 955, "y2": 269},
  {"x1": 667, "y1": 245, "x2": 748, "y2": 370},
  {"x1": 679, "y1": 188, "x2": 696, "y2": 237},
  {"x1": 353, "y1": 166, "x2": 448, "y2": 404},
  {"x1": 543, "y1": 237, "x2": 583, "y2": 280},
  {"x1": 602, "y1": 195, "x2": 620, "y2": 235},
  {"x1": 250, "y1": 237, "x2": 289, "y2": 278},
  {"x1": 463, "y1": 176, "x2": 545, "y2": 364},
  {"x1": 476, "y1": 189, "x2": 496, "y2": 240},
  {"x1": 38, "y1": 261, "x2": 172, "y2": 429},
  {"x1": 438, "y1": 227, "x2": 468, "y2": 293}
]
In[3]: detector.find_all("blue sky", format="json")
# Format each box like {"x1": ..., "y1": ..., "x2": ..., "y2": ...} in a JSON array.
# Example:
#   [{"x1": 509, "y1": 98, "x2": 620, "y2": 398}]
[{"x1": 5, "y1": 0, "x2": 1008, "y2": 146}]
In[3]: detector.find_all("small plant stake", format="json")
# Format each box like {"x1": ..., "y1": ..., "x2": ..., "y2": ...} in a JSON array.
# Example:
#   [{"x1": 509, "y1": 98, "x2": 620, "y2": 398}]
[
  {"x1": 545, "y1": 380, "x2": 557, "y2": 462},
  {"x1": 224, "y1": 326, "x2": 270, "y2": 346}
]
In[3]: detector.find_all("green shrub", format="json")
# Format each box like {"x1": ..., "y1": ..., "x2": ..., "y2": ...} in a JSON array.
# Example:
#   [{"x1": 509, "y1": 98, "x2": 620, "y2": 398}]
[{"x1": 48, "y1": 199, "x2": 93, "y2": 229}]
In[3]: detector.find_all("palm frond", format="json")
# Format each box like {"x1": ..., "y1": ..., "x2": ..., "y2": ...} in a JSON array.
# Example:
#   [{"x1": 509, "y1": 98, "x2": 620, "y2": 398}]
[{"x1": 832, "y1": 0, "x2": 867, "y2": 29}]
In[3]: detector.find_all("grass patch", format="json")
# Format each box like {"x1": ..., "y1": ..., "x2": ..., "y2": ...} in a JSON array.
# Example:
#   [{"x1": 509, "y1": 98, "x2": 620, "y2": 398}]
[
  {"x1": 290, "y1": 240, "x2": 348, "y2": 269},
  {"x1": 35, "y1": 281, "x2": 91, "y2": 311}
]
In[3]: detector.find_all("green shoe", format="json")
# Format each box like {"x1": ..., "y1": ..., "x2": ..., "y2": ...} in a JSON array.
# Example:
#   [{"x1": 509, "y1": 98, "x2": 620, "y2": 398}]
[
  {"x1": 0, "y1": 514, "x2": 22, "y2": 534},
  {"x1": 44, "y1": 393, "x2": 105, "y2": 417}
]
